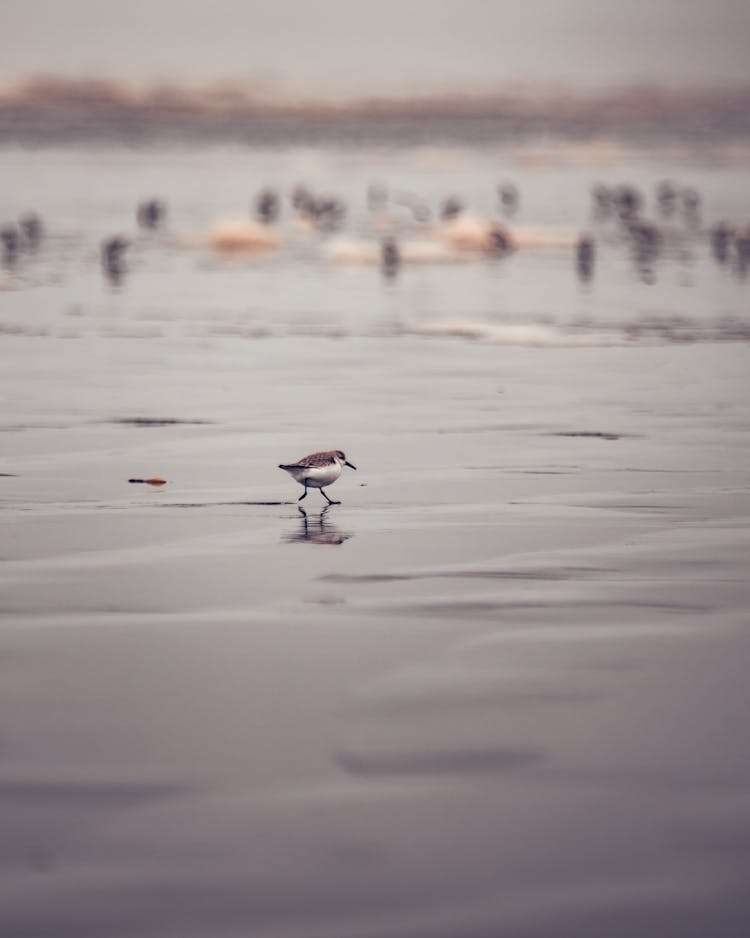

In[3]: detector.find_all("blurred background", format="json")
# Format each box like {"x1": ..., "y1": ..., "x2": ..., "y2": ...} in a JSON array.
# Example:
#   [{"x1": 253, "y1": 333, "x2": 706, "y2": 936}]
[
  {"x1": 1, "y1": 0, "x2": 749, "y2": 338},
  {"x1": 3, "y1": 0, "x2": 750, "y2": 95}
]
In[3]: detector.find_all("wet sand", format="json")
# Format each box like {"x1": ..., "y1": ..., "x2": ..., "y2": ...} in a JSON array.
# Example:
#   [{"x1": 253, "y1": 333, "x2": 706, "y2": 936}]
[
  {"x1": 2, "y1": 332, "x2": 750, "y2": 936},
  {"x1": 1, "y1": 142, "x2": 750, "y2": 935}
]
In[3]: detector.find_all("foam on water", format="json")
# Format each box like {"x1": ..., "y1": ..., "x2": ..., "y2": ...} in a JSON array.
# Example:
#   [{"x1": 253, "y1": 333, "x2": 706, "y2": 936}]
[{"x1": 405, "y1": 320, "x2": 628, "y2": 347}]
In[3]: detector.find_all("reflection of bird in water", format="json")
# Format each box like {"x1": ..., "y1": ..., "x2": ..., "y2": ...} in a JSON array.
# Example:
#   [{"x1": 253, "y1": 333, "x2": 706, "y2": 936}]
[
  {"x1": 284, "y1": 506, "x2": 353, "y2": 546},
  {"x1": 279, "y1": 449, "x2": 357, "y2": 505}
]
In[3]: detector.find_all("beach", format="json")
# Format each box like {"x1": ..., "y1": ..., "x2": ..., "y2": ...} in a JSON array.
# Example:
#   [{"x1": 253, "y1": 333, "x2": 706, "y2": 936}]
[{"x1": 1, "y1": 139, "x2": 750, "y2": 936}]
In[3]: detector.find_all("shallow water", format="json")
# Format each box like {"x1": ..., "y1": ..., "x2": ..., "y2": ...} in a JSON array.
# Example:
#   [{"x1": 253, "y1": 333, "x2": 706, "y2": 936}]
[{"x1": 1, "y1": 140, "x2": 750, "y2": 936}]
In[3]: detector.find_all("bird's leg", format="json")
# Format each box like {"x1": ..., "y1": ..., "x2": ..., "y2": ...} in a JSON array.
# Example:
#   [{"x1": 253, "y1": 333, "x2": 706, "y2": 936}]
[
  {"x1": 298, "y1": 484, "x2": 308, "y2": 501},
  {"x1": 321, "y1": 488, "x2": 340, "y2": 505}
]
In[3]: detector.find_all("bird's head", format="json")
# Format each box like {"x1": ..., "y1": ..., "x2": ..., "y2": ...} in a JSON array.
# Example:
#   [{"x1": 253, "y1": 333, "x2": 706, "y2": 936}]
[{"x1": 335, "y1": 450, "x2": 357, "y2": 470}]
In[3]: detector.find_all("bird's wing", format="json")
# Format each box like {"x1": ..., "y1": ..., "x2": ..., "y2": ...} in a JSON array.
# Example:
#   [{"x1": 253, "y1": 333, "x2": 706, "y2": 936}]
[{"x1": 288, "y1": 451, "x2": 336, "y2": 468}]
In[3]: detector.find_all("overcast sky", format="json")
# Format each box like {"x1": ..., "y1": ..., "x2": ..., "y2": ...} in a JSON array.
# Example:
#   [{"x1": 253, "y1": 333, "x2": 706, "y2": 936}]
[{"x1": 2, "y1": 0, "x2": 749, "y2": 96}]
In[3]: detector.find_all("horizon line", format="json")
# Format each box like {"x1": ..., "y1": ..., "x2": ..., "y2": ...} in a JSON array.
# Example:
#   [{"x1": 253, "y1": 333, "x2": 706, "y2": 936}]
[{"x1": 2, "y1": 73, "x2": 750, "y2": 106}]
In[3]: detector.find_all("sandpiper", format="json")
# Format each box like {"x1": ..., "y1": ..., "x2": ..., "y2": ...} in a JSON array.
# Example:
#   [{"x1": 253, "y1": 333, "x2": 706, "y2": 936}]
[{"x1": 278, "y1": 449, "x2": 356, "y2": 504}]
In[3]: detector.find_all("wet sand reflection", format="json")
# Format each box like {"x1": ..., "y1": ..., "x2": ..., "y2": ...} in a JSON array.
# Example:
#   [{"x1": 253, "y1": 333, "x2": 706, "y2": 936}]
[{"x1": 284, "y1": 507, "x2": 353, "y2": 546}]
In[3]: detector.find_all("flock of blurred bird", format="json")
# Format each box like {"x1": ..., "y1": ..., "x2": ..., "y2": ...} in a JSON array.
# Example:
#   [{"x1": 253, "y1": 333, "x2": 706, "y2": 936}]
[{"x1": 2, "y1": 176, "x2": 749, "y2": 290}]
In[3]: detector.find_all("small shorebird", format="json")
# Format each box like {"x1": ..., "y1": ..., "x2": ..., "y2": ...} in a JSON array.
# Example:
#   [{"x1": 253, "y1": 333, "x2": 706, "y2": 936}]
[{"x1": 278, "y1": 449, "x2": 356, "y2": 504}]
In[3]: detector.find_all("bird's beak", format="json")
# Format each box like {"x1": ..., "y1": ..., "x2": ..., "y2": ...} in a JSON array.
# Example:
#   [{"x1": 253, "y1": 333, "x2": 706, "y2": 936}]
[{"x1": 345, "y1": 460, "x2": 357, "y2": 470}]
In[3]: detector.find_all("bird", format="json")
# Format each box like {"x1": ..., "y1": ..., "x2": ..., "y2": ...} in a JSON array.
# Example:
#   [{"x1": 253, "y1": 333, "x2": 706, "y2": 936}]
[{"x1": 278, "y1": 450, "x2": 357, "y2": 505}]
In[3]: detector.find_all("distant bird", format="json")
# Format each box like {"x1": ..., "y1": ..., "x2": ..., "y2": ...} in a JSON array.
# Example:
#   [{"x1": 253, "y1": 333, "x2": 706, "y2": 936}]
[
  {"x1": 681, "y1": 188, "x2": 701, "y2": 228},
  {"x1": 381, "y1": 237, "x2": 401, "y2": 277},
  {"x1": 101, "y1": 236, "x2": 129, "y2": 285},
  {"x1": 19, "y1": 212, "x2": 44, "y2": 249},
  {"x1": 312, "y1": 196, "x2": 347, "y2": 232},
  {"x1": 279, "y1": 450, "x2": 357, "y2": 505},
  {"x1": 613, "y1": 185, "x2": 642, "y2": 223},
  {"x1": 710, "y1": 222, "x2": 733, "y2": 265},
  {"x1": 682, "y1": 187, "x2": 701, "y2": 219},
  {"x1": 1, "y1": 225, "x2": 20, "y2": 267},
  {"x1": 439, "y1": 196, "x2": 463, "y2": 220},
  {"x1": 576, "y1": 235, "x2": 596, "y2": 282},
  {"x1": 627, "y1": 220, "x2": 662, "y2": 282},
  {"x1": 498, "y1": 182, "x2": 519, "y2": 216},
  {"x1": 290, "y1": 186, "x2": 346, "y2": 232},
  {"x1": 735, "y1": 226, "x2": 750, "y2": 278},
  {"x1": 486, "y1": 223, "x2": 513, "y2": 256},
  {"x1": 628, "y1": 220, "x2": 662, "y2": 263},
  {"x1": 590, "y1": 184, "x2": 612, "y2": 221},
  {"x1": 291, "y1": 184, "x2": 314, "y2": 212},
  {"x1": 655, "y1": 180, "x2": 678, "y2": 218},
  {"x1": 137, "y1": 199, "x2": 166, "y2": 231},
  {"x1": 255, "y1": 188, "x2": 280, "y2": 224}
]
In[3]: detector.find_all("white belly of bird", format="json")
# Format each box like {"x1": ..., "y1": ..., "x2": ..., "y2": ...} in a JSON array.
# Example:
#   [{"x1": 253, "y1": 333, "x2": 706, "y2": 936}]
[{"x1": 291, "y1": 462, "x2": 342, "y2": 488}]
